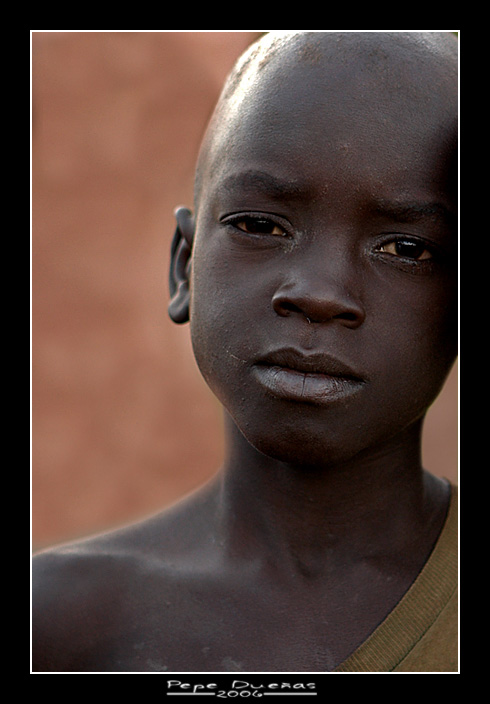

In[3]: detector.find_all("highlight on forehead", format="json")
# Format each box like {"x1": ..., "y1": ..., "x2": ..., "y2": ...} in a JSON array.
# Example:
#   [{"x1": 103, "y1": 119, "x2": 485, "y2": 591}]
[
  {"x1": 194, "y1": 31, "x2": 458, "y2": 207},
  {"x1": 220, "y1": 31, "x2": 457, "y2": 104}
]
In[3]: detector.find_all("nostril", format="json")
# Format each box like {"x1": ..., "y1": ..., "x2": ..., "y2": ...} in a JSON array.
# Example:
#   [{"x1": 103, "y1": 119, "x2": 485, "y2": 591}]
[
  {"x1": 275, "y1": 300, "x2": 303, "y2": 318},
  {"x1": 339, "y1": 311, "x2": 359, "y2": 322},
  {"x1": 271, "y1": 286, "x2": 365, "y2": 328}
]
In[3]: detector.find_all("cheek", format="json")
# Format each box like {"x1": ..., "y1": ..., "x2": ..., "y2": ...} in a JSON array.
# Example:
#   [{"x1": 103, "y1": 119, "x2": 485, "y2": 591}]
[
  {"x1": 189, "y1": 237, "x2": 272, "y2": 376},
  {"x1": 188, "y1": 262, "x2": 247, "y2": 404},
  {"x1": 401, "y1": 280, "x2": 457, "y2": 360},
  {"x1": 369, "y1": 279, "x2": 457, "y2": 413}
]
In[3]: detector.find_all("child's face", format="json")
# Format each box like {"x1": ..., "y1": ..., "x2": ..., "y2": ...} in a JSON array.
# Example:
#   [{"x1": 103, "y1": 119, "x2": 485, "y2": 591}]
[{"x1": 187, "y1": 42, "x2": 457, "y2": 466}]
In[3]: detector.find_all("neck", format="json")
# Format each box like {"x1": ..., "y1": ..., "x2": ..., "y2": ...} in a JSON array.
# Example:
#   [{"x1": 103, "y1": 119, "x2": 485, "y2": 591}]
[{"x1": 213, "y1": 412, "x2": 449, "y2": 579}]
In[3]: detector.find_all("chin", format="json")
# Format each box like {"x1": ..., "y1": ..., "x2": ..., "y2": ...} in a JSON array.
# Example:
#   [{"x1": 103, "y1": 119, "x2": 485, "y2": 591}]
[{"x1": 234, "y1": 417, "x2": 358, "y2": 469}]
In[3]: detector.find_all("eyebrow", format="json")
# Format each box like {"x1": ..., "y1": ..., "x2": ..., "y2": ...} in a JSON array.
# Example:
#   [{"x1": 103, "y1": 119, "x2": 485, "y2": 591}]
[
  {"x1": 372, "y1": 199, "x2": 456, "y2": 226},
  {"x1": 218, "y1": 170, "x2": 306, "y2": 201}
]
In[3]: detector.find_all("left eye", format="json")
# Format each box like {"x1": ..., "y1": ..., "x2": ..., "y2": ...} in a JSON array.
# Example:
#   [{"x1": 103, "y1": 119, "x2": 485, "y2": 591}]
[
  {"x1": 232, "y1": 217, "x2": 286, "y2": 237},
  {"x1": 379, "y1": 238, "x2": 432, "y2": 260}
]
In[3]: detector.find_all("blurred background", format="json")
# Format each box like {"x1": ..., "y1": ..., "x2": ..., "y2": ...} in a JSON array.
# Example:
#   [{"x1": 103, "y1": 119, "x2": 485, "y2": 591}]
[{"x1": 31, "y1": 31, "x2": 459, "y2": 552}]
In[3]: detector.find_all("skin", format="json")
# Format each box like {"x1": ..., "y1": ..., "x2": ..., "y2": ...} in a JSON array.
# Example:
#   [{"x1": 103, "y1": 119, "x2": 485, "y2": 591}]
[{"x1": 32, "y1": 32, "x2": 458, "y2": 673}]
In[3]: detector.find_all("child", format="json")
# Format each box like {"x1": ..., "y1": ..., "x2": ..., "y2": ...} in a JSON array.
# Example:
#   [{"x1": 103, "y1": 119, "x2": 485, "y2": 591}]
[{"x1": 32, "y1": 31, "x2": 458, "y2": 673}]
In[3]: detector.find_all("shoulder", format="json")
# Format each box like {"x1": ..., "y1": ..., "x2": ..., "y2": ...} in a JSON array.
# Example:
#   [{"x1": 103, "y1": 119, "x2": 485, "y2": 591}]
[
  {"x1": 32, "y1": 485, "x2": 220, "y2": 672},
  {"x1": 32, "y1": 532, "x2": 140, "y2": 672}
]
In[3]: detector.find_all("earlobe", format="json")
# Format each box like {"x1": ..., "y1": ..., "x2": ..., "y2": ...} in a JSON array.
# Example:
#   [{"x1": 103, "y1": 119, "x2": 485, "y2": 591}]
[{"x1": 168, "y1": 207, "x2": 195, "y2": 324}]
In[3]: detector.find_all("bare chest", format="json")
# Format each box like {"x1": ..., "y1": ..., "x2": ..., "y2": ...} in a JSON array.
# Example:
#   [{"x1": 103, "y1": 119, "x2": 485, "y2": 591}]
[{"x1": 75, "y1": 566, "x2": 409, "y2": 672}]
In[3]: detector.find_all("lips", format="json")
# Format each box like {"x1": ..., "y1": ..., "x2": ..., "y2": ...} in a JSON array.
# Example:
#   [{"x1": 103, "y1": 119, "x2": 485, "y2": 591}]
[{"x1": 251, "y1": 348, "x2": 366, "y2": 403}]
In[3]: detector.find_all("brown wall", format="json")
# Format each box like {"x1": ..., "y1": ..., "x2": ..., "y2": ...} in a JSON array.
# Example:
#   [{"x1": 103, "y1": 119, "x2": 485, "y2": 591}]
[{"x1": 32, "y1": 31, "x2": 458, "y2": 551}]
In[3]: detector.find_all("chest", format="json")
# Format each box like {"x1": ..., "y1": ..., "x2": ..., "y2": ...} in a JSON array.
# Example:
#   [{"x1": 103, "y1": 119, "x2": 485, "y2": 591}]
[{"x1": 82, "y1": 567, "x2": 410, "y2": 672}]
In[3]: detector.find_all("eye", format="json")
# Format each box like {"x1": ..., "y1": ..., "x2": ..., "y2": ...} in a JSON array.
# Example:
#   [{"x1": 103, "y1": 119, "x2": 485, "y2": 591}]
[
  {"x1": 229, "y1": 216, "x2": 286, "y2": 237},
  {"x1": 378, "y1": 237, "x2": 432, "y2": 261}
]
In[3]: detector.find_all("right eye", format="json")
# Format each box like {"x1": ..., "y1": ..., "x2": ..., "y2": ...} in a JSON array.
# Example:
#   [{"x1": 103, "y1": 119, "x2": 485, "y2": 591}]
[{"x1": 228, "y1": 216, "x2": 286, "y2": 237}]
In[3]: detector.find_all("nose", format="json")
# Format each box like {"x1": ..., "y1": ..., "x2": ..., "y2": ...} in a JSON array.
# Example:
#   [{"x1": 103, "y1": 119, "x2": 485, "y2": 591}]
[{"x1": 271, "y1": 259, "x2": 365, "y2": 329}]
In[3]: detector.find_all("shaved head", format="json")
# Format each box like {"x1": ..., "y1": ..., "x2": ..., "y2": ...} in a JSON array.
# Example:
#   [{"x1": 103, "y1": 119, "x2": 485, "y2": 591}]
[
  {"x1": 194, "y1": 31, "x2": 458, "y2": 210},
  {"x1": 219, "y1": 31, "x2": 457, "y2": 107}
]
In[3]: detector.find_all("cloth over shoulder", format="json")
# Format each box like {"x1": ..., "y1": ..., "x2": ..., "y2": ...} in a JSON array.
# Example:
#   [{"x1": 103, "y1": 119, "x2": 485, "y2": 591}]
[{"x1": 335, "y1": 483, "x2": 458, "y2": 673}]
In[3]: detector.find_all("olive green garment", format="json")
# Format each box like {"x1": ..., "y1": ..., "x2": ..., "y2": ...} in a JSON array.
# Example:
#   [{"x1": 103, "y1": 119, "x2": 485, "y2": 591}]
[{"x1": 335, "y1": 484, "x2": 458, "y2": 673}]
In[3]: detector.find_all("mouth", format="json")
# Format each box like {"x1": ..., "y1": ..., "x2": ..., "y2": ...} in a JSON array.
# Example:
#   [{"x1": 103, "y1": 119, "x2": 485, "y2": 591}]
[{"x1": 252, "y1": 348, "x2": 366, "y2": 404}]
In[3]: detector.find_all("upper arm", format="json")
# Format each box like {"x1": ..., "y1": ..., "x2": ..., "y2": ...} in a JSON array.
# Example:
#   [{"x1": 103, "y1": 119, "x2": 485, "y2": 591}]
[
  {"x1": 32, "y1": 549, "x2": 116, "y2": 672},
  {"x1": 32, "y1": 552, "x2": 70, "y2": 671},
  {"x1": 32, "y1": 550, "x2": 93, "y2": 672}
]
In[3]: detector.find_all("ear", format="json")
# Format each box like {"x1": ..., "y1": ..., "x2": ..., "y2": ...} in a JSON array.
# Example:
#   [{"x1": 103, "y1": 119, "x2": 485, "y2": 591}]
[{"x1": 168, "y1": 207, "x2": 195, "y2": 324}]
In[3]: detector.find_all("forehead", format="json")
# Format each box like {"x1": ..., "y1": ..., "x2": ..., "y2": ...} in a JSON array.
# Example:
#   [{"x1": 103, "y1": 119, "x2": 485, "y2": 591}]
[{"x1": 198, "y1": 33, "x2": 457, "y2": 208}]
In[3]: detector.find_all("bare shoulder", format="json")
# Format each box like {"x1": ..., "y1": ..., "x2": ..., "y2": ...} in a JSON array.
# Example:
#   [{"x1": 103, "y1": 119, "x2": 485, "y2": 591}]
[
  {"x1": 32, "y1": 536, "x2": 125, "y2": 671},
  {"x1": 32, "y1": 483, "x2": 220, "y2": 672}
]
